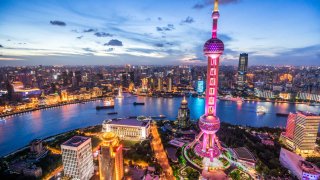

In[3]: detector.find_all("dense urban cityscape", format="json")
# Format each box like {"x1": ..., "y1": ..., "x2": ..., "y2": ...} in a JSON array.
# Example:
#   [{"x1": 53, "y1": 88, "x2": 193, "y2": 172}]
[{"x1": 0, "y1": 0, "x2": 319, "y2": 180}]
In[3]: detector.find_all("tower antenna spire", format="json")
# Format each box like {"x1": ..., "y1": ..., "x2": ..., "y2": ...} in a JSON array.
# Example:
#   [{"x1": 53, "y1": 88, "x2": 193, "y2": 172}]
[
  {"x1": 211, "y1": 0, "x2": 220, "y2": 38},
  {"x1": 214, "y1": 0, "x2": 219, "y2": 12}
]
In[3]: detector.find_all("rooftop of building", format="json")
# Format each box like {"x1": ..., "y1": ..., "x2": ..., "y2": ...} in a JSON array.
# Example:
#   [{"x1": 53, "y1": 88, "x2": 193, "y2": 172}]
[
  {"x1": 232, "y1": 147, "x2": 256, "y2": 163},
  {"x1": 62, "y1": 136, "x2": 90, "y2": 147},
  {"x1": 103, "y1": 118, "x2": 150, "y2": 127},
  {"x1": 300, "y1": 160, "x2": 320, "y2": 174},
  {"x1": 298, "y1": 111, "x2": 320, "y2": 117}
]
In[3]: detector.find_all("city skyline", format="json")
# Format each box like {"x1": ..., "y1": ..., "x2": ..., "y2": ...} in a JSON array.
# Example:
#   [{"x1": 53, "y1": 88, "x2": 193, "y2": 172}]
[{"x1": 0, "y1": 0, "x2": 319, "y2": 66}]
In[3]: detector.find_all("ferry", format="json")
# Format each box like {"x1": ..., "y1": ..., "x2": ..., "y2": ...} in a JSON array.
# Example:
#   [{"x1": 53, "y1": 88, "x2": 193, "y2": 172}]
[
  {"x1": 133, "y1": 102, "x2": 145, "y2": 106},
  {"x1": 220, "y1": 95, "x2": 244, "y2": 103},
  {"x1": 151, "y1": 114, "x2": 166, "y2": 119},
  {"x1": 137, "y1": 116, "x2": 152, "y2": 121},
  {"x1": 256, "y1": 106, "x2": 267, "y2": 115},
  {"x1": 96, "y1": 97, "x2": 115, "y2": 110},
  {"x1": 276, "y1": 112, "x2": 289, "y2": 117},
  {"x1": 309, "y1": 102, "x2": 320, "y2": 106}
]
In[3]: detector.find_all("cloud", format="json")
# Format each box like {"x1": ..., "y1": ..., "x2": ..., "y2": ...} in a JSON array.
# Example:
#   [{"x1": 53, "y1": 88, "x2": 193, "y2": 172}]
[
  {"x1": 193, "y1": 0, "x2": 240, "y2": 9},
  {"x1": 94, "y1": 32, "x2": 113, "y2": 37},
  {"x1": 104, "y1": 39, "x2": 123, "y2": 46},
  {"x1": 0, "y1": 57, "x2": 24, "y2": 61},
  {"x1": 158, "y1": 17, "x2": 162, "y2": 21},
  {"x1": 127, "y1": 48, "x2": 158, "y2": 54},
  {"x1": 154, "y1": 42, "x2": 174, "y2": 47},
  {"x1": 181, "y1": 16, "x2": 195, "y2": 24},
  {"x1": 188, "y1": 57, "x2": 204, "y2": 61},
  {"x1": 82, "y1": 48, "x2": 96, "y2": 53},
  {"x1": 156, "y1": 24, "x2": 175, "y2": 31},
  {"x1": 77, "y1": 36, "x2": 83, "y2": 39},
  {"x1": 279, "y1": 44, "x2": 320, "y2": 57},
  {"x1": 83, "y1": 28, "x2": 97, "y2": 33},
  {"x1": 106, "y1": 48, "x2": 114, "y2": 52},
  {"x1": 155, "y1": 43, "x2": 164, "y2": 47},
  {"x1": 219, "y1": 34, "x2": 233, "y2": 43},
  {"x1": 156, "y1": 27, "x2": 163, "y2": 31},
  {"x1": 50, "y1": 20, "x2": 66, "y2": 26}
]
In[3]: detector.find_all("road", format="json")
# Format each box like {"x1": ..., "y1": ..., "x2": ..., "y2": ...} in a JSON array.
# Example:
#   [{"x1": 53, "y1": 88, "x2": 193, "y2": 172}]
[{"x1": 150, "y1": 122, "x2": 175, "y2": 180}]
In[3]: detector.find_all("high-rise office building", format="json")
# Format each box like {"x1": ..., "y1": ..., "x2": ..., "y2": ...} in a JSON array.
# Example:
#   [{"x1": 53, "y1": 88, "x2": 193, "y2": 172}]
[
  {"x1": 177, "y1": 97, "x2": 190, "y2": 128},
  {"x1": 236, "y1": 53, "x2": 248, "y2": 91},
  {"x1": 99, "y1": 132, "x2": 124, "y2": 180},
  {"x1": 121, "y1": 72, "x2": 130, "y2": 88},
  {"x1": 293, "y1": 112, "x2": 320, "y2": 154},
  {"x1": 197, "y1": 80, "x2": 205, "y2": 93},
  {"x1": 167, "y1": 77, "x2": 172, "y2": 92},
  {"x1": 285, "y1": 113, "x2": 296, "y2": 139},
  {"x1": 157, "y1": 77, "x2": 163, "y2": 91},
  {"x1": 61, "y1": 136, "x2": 94, "y2": 180},
  {"x1": 280, "y1": 112, "x2": 320, "y2": 155}
]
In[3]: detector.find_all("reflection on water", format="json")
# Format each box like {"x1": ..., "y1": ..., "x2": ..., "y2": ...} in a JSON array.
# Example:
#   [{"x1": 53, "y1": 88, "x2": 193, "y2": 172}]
[{"x1": 0, "y1": 95, "x2": 319, "y2": 157}]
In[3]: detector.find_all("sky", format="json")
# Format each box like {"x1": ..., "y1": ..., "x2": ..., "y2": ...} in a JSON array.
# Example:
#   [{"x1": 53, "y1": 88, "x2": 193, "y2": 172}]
[{"x1": 0, "y1": 0, "x2": 319, "y2": 66}]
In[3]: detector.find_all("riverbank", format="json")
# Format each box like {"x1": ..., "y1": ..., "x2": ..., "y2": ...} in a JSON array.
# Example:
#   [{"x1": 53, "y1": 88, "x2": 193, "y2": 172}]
[
  {"x1": 220, "y1": 98, "x2": 309, "y2": 105},
  {"x1": 0, "y1": 96, "x2": 108, "y2": 119},
  {"x1": 1, "y1": 94, "x2": 316, "y2": 120}
]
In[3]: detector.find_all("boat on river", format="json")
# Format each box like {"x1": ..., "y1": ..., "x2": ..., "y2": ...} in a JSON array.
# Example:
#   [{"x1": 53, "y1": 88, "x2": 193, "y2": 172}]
[
  {"x1": 133, "y1": 102, "x2": 145, "y2": 105},
  {"x1": 276, "y1": 112, "x2": 289, "y2": 117},
  {"x1": 257, "y1": 106, "x2": 267, "y2": 115},
  {"x1": 96, "y1": 97, "x2": 115, "y2": 110},
  {"x1": 220, "y1": 95, "x2": 244, "y2": 103}
]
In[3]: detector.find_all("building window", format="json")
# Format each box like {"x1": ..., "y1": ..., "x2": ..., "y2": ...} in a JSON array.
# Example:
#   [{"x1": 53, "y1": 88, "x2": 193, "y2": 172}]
[
  {"x1": 209, "y1": 97, "x2": 214, "y2": 105},
  {"x1": 211, "y1": 58, "x2": 216, "y2": 66},
  {"x1": 210, "y1": 78, "x2": 215, "y2": 86},
  {"x1": 208, "y1": 106, "x2": 213, "y2": 113},
  {"x1": 209, "y1": 88, "x2": 215, "y2": 95},
  {"x1": 210, "y1": 68, "x2": 216, "y2": 76}
]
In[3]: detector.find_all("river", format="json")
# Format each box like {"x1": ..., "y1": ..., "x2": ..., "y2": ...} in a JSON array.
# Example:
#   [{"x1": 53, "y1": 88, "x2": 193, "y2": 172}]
[{"x1": 0, "y1": 94, "x2": 319, "y2": 157}]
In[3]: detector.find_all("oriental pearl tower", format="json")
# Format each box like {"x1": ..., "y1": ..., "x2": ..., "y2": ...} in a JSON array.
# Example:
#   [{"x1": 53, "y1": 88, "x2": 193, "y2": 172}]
[{"x1": 190, "y1": 0, "x2": 224, "y2": 164}]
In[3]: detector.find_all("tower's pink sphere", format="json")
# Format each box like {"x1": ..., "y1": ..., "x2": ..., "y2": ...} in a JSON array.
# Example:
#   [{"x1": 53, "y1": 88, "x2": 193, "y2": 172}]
[
  {"x1": 198, "y1": 115, "x2": 220, "y2": 134},
  {"x1": 203, "y1": 38, "x2": 224, "y2": 56}
]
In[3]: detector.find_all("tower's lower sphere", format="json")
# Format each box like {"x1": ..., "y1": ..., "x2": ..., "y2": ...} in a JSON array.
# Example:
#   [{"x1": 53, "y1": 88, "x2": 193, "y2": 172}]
[{"x1": 199, "y1": 115, "x2": 220, "y2": 134}]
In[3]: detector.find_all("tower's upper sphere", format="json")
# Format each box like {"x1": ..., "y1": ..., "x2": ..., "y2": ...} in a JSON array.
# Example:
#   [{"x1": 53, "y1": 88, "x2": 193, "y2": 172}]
[{"x1": 203, "y1": 38, "x2": 224, "y2": 57}]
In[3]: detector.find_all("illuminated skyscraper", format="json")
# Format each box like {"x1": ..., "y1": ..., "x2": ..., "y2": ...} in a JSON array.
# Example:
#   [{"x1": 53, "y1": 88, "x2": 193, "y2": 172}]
[
  {"x1": 167, "y1": 77, "x2": 172, "y2": 92},
  {"x1": 190, "y1": 0, "x2": 224, "y2": 164},
  {"x1": 157, "y1": 77, "x2": 163, "y2": 91},
  {"x1": 177, "y1": 96, "x2": 190, "y2": 128},
  {"x1": 236, "y1": 53, "x2": 248, "y2": 91},
  {"x1": 99, "y1": 132, "x2": 124, "y2": 180},
  {"x1": 61, "y1": 136, "x2": 94, "y2": 180},
  {"x1": 280, "y1": 112, "x2": 320, "y2": 155},
  {"x1": 293, "y1": 112, "x2": 320, "y2": 154},
  {"x1": 285, "y1": 113, "x2": 296, "y2": 139},
  {"x1": 197, "y1": 80, "x2": 205, "y2": 93}
]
